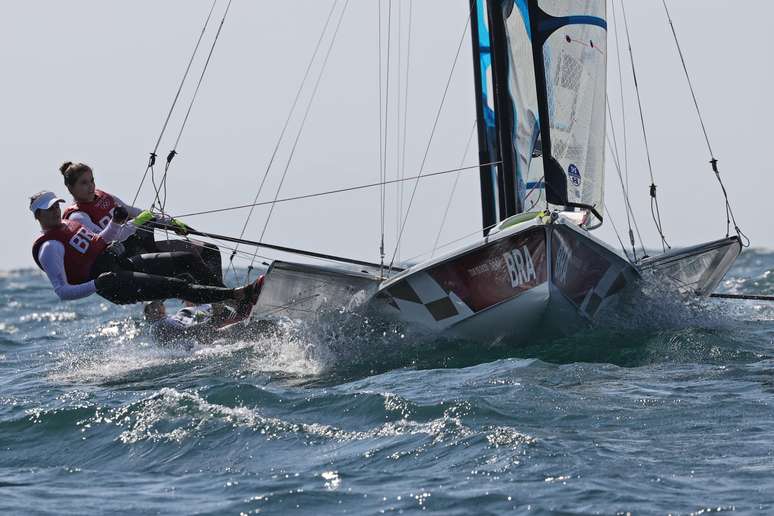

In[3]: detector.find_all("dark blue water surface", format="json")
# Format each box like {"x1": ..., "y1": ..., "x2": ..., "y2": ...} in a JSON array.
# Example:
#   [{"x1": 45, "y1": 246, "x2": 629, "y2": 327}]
[{"x1": 2, "y1": 251, "x2": 774, "y2": 515}]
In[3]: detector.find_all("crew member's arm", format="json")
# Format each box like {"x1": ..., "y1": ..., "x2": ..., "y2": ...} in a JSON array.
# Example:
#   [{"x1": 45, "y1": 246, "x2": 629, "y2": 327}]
[
  {"x1": 67, "y1": 211, "x2": 103, "y2": 233},
  {"x1": 65, "y1": 210, "x2": 126, "y2": 243},
  {"x1": 98, "y1": 218, "x2": 124, "y2": 242},
  {"x1": 37, "y1": 241, "x2": 96, "y2": 300}
]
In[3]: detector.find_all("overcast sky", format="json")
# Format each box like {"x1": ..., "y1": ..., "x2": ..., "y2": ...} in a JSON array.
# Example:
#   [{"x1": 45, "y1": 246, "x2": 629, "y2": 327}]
[{"x1": 2, "y1": 0, "x2": 772, "y2": 271}]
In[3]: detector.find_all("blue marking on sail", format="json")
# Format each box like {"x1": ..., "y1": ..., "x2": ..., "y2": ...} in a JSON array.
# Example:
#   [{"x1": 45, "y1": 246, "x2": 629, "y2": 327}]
[
  {"x1": 538, "y1": 15, "x2": 607, "y2": 38},
  {"x1": 514, "y1": 0, "x2": 531, "y2": 39},
  {"x1": 474, "y1": 0, "x2": 500, "y2": 222}
]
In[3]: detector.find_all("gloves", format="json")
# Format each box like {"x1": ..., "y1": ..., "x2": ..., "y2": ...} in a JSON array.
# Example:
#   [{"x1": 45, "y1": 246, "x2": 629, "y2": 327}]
[
  {"x1": 132, "y1": 210, "x2": 156, "y2": 227},
  {"x1": 112, "y1": 205, "x2": 129, "y2": 224},
  {"x1": 170, "y1": 218, "x2": 190, "y2": 236}
]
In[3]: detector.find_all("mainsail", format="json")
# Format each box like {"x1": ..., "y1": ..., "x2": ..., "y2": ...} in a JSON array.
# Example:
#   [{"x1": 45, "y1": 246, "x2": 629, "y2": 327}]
[{"x1": 472, "y1": 0, "x2": 607, "y2": 227}]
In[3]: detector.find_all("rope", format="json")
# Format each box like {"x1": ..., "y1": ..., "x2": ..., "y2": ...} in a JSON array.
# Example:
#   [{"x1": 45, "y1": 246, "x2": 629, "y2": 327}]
[
  {"x1": 661, "y1": 0, "x2": 749, "y2": 246},
  {"x1": 397, "y1": 0, "x2": 413, "y2": 263},
  {"x1": 620, "y1": 0, "x2": 670, "y2": 252},
  {"x1": 226, "y1": 0, "x2": 340, "y2": 281},
  {"x1": 131, "y1": 0, "x2": 220, "y2": 207},
  {"x1": 245, "y1": 0, "x2": 351, "y2": 279},
  {"x1": 172, "y1": 162, "x2": 498, "y2": 219},
  {"x1": 431, "y1": 119, "x2": 477, "y2": 257},
  {"x1": 155, "y1": 0, "x2": 235, "y2": 214},
  {"x1": 389, "y1": 12, "x2": 471, "y2": 270}
]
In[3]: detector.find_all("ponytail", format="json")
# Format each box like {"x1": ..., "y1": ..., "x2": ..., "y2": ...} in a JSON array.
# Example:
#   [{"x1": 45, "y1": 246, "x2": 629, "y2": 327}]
[{"x1": 60, "y1": 161, "x2": 92, "y2": 187}]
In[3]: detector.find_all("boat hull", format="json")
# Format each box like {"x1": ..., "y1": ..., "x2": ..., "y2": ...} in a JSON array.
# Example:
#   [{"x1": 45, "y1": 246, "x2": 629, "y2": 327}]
[
  {"x1": 636, "y1": 236, "x2": 742, "y2": 296},
  {"x1": 373, "y1": 218, "x2": 638, "y2": 344}
]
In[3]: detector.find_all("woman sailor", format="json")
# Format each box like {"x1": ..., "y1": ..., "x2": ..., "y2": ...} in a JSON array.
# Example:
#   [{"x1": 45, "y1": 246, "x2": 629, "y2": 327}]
[
  {"x1": 58, "y1": 161, "x2": 222, "y2": 282},
  {"x1": 30, "y1": 190, "x2": 258, "y2": 305}
]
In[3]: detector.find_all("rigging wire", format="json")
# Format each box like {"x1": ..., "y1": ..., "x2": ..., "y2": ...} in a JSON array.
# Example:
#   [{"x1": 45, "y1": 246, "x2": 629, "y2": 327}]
[
  {"x1": 171, "y1": 162, "x2": 498, "y2": 219},
  {"x1": 609, "y1": 0, "x2": 636, "y2": 258},
  {"x1": 431, "y1": 119, "x2": 477, "y2": 257},
  {"x1": 245, "y1": 0, "x2": 351, "y2": 279},
  {"x1": 388, "y1": 12, "x2": 472, "y2": 270},
  {"x1": 619, "y1": 0, "x2": 670, "y2": 252},
  {"x1": 661, "y1": 0, "x2": 749, "y2": 246},
  {"x1": 400, "y1": 221, "x2": 500, "y2": 267},
  {"x1": 395, "y1": 0, "x2": 402, "y2": 263},
  {"x1": 128, "y1": 222, "x2": 386, "y2": 274},
  {"x1": 379, "y1": 0, "x2": 394, "y2": 273},
  {"x1": 604, "y1": 206, "x2": 632, "y2": 262},
  {"x1": 606, "y1": 95, "x2": 643, "y2": 259},
  {"x1": 377, "y1": 0, "x2": 384, "y2": 271},
  {"x1": 398, "y1": 0, "x2": 413, "y2": 264},
  {"x1": 225, "y1": 1, "x2": 340, "y2": 282},
  {"x1": 155, "y1": 0, "x2": 235, "y2": 214},
  {"x1": 131, "y1": 0, "x2": 220, "y2": 208},
  {"x1": 606, "y1": 114, "x2": 648, "y2": 258},
  {"x1": 130, "y1": 223, "x2": 273, "y2": 266},
  {"x1": 610, "y1": 0, "x2": 630, "y2": 199}
]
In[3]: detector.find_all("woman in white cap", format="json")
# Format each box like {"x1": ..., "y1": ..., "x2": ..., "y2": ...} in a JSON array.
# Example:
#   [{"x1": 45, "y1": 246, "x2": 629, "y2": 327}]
[
  {"x1": 29, "y1": 191, "x2": 258, "y2": 305},
  {"x1": 58, "y1": 161, "x2": 222, "y2": 282}
]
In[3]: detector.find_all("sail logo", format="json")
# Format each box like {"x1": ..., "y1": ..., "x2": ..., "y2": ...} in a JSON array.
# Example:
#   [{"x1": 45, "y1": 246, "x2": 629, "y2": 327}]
[
  {"x1": 503, "y1": 246, "x2": 537, "y2": 288},
  {"x1": 568, "y1": 164, "x2": 581, "y2": 186}
]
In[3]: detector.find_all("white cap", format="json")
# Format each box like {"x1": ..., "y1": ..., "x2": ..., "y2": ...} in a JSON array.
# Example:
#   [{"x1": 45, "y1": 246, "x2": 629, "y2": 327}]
[{"x1": 29, "y1": 191, "x2": 65, "y2": 214}]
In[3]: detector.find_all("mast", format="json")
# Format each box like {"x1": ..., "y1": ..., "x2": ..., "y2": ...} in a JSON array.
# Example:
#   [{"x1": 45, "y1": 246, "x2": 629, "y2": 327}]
[
  {"x1": 470, "y1": 0, "x2": 528, "y2": 234},
  {"x1": 486, "y1": 0, "x2": 521, "y2": 219},
  {"x1": 469, "y1": 0, "x2": 498, "y2": 234}
]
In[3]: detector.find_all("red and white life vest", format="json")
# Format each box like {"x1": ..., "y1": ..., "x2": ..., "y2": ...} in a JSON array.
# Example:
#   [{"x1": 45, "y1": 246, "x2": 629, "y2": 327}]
[
  {"x1": 62, "y1": 189, "x2": 117, "y2": 229},
  {"x1": 32, "y1": 220, "x2": 108, "y2": 284}
]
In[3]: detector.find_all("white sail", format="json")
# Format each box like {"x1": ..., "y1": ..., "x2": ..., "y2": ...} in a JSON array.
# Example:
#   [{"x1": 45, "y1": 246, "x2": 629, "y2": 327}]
[
  {"x1": 540, "y1": 0, "x2": 607, "y2": 225},
  {"x1": 502, "y1": 1, "x2": 542, "y2": 213}
]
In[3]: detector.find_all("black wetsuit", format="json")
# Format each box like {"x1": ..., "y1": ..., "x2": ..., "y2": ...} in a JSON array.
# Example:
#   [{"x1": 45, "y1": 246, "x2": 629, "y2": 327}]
[
  {"x1": 123, "y1": 222, "x2": 224, "y2": 285},
  {"x1": 91, "y1": 249, "x2": 234, "y2": 305}
]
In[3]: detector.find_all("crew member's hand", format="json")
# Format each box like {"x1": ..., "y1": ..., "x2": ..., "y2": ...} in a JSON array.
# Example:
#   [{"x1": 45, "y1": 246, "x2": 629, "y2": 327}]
[
  {"x1": 112, "y1": 205, "x2": 129, "y2": 225},
  {"x1": 132, "y1": 210, "x2": 156, "y2": 227},
  {"x1": 171, "y1": 218, "x2": 190, "y2": 236}
]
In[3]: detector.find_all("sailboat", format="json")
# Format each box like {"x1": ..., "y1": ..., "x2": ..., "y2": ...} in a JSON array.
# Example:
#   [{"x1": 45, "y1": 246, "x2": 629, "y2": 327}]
[
  {"x1": 250, "y1": 0, "x2": 742, "y2": 344},
  {"x1": 132, "y1": 0, "x2": 744, "y2": 347}
]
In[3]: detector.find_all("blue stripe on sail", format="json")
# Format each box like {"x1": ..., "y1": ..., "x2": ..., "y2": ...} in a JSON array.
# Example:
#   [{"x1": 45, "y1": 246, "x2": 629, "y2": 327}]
[
  {"x1": 526, "y1": 181, "x2": 545, "y2": 189},
  {"x1": 538, "y1": 15, "x2": 607, "y2": 37},
  {"x1": 475, "y1": 0, "x2": 500, "y2": 223},
  {"x1": 514, "y1": 0, "x2": 531, "y2": 40},
  {"x1": 478, "y1": 0, "x2": 490, "y2": 47}
]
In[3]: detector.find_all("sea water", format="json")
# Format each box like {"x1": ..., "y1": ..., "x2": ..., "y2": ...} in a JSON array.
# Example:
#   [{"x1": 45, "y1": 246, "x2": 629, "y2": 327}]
[{"x1": 2, "y1": 251, "x2": 774, "y2": 515}]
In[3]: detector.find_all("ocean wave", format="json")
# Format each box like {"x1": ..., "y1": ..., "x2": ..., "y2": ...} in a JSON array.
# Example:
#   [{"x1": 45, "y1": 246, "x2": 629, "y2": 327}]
[{"x1": 20, "y1": 311, "x2": 78, "y2": 323}]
